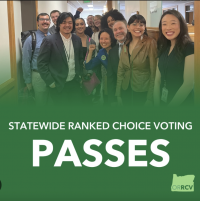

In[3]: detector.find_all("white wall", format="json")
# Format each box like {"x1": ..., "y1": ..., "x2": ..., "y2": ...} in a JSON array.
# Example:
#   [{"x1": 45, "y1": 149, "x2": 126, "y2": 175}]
[
  {"x1": 13, "y1": 1, "x2": 23, "y2": 89},
  {"x1": 124, "y1": 1, "x2": 147, "y2": 24},
  {"x1": 140, "y1": 1, "x2": 147, "y2": 25},
  {"x1": 120, "y1": 10, "x2": 126, "y2": 20},
  {"x1": 80, "y1": 10, "x2": 103, "y2": 20},
  {"x1": 0, "y1": 1, "x2": 11, "y2": 85},
  {"x1": 162, "y1": 2, "x2": 186, "y2": 19},
  {"x1": 147, "y1": 1, "x2": 162, "y2": 27},
  {"x1": 125, "y1": 1, "x2": 140, "y2": 21},
  {"x1": 112, "y1": 1, "x2": 120, "y2": 10},
  {"x1": 38, "y1": 1, "x2": 76, "y2": 26},
  {"x1": 177, "y1": 3, "x2": 185, "y2": 19}
]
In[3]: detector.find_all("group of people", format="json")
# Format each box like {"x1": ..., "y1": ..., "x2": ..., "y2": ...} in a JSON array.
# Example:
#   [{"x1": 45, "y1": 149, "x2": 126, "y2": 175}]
[{"x1": 22, "y1": 8, "x2": 194, "y2": 108}]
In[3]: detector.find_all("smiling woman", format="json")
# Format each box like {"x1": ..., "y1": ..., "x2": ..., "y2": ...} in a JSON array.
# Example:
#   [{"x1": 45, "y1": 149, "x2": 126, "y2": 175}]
[
  {"x1": 116, "y1": 14, "x2": 157, "y2": 107},
  {"x1": 154, "y1": 10, "x2": 194, "y2": 107},
  {"x1": 85, "y1": 28, "x2": 116, "y2": 104}
]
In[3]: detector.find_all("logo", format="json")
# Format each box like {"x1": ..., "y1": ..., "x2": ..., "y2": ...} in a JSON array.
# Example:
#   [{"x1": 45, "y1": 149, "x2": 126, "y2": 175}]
[
  {"x1": 101, "y1": 55, "x2": 106, "y2": 60},
  {"x1": 171, "y1": 174, "x2": 195, "y2": 192}
]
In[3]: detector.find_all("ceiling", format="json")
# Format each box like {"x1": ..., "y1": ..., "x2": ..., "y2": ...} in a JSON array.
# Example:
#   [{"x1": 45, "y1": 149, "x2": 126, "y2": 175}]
[
  {"x1": 68, "y1": 1, "x2": 107, "y2": 11},
  {"x1": 68, "y1": 1, "x2": 194, "y2": 12},
  {"x1": 68, "y1": 1, "x2": 125, "y2": 11}
]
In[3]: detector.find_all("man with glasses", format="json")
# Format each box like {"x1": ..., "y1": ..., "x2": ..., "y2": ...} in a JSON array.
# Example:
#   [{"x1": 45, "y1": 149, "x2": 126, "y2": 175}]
[
  {"x1": 22, "y1": 13, "x2": 51, "y2": 105},
  {"x1": 49, "y1": 10, "x2": 61, "y2": 35},
  {"x1": 37, "y1": 12, "x2": 83, "y2": 106}
]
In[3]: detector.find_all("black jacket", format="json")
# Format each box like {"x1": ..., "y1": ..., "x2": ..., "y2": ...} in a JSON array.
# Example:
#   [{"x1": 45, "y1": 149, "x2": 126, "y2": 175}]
[
  {"x1": 37, "y1": 33, "x2": 83, "y2": 92},
  {"x1": 107, "y1": 44, "x2": 120, "y2": 103}
]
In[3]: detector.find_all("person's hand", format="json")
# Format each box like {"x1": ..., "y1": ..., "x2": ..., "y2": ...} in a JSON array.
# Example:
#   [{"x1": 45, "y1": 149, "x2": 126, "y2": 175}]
[
  {"x1": 117, "y1": 97, "x2": 123, "y2": 107},
  {"x1": 77, "y1": 7, "x2": 83, "y2": 12},
  {"x1": 89, "y1": 44, "x2": 96, "y2": 52},
  {"x1": 49, "y1": 82, "x2": 56, "y2": 88},
  {"x1": 26, "y1": 83, "x2": 32, "y2": 91}
]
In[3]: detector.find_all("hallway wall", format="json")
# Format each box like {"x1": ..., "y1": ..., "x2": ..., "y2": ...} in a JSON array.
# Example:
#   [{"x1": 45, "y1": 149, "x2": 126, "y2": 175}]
[
  {"x1": 0, "y1": 1, "x2": 11, "y2": 85},
  {"x1": 13, "y1": 1, "x2": 23, "y2": 90},
  {"x1": 38, "y1": 1, "x2": 76, "y2": 27}
]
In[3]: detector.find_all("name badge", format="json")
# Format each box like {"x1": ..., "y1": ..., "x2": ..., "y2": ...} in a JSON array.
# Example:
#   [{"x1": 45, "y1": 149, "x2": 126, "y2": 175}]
[{"x1": 161, "y1": 87, "x2": 168, "y2": 103}]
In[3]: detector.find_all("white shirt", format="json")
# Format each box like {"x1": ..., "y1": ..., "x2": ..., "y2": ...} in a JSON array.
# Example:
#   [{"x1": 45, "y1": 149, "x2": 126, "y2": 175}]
[
  {"x1": 118, "y1": 41, "x2": 124, "y2": 57},
  {"x1": 60, "y1": 32, "x2": 75, "y2": 82}
]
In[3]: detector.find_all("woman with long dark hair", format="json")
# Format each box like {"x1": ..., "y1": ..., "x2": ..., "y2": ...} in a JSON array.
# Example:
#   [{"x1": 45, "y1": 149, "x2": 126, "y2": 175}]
[
  {"x1": 75, "y1": 18, "x2": 96, "y2": 59},
  {"x1": 154, "y1": 10, "x2": 194, "y2": 107},
  {"x1": 115, "y1": 14, "x2": 157, "y2": 107}
]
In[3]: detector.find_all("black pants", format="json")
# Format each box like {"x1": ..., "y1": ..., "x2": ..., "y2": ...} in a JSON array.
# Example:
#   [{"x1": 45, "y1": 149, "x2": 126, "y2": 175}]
[
  {"x1": 121, "y1": 85, "x2": 132, "y2": 107},
  {"x1": 49, "y1": 79, "x2": 81, "y2": 106}
]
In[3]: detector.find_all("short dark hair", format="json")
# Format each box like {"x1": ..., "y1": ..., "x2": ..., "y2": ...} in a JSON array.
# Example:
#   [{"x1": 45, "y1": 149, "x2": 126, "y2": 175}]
[
  {"x1": 56, "y1": 12, "x2": 75, "y2": 33},
  {"x1": 101, "y1": 9, "x2": 125, "y2": 29},
  {"x1": 157, "y1": 10, "x2": 192, "y2": 60},
  {"x1": 75, "y1": 18, "x2": 86, "y2": 25},
  {"x1": 50, "y1": 10, "x2": 61, "y2": 17},
  {"x1": 37, "y1": 13, "x2": 50, "y2": 22},
  {"x1": 98, "y1": 28, "x2": 116, "y2": 49},
  {"x1": 126, "y1": 14, "x2": 148, "y2": 44}
]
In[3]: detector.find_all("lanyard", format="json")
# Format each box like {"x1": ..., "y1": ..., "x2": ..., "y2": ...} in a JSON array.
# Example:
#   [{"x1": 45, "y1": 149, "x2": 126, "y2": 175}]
[{"x1": 63, "y1": 39, "x2": 72, "y2": 62}]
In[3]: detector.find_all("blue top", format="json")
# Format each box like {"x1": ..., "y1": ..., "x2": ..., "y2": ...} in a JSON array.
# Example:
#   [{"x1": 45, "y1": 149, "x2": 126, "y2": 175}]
[
  {"x1": 85, "y1": 48, "x2": 108, "y2": 70},
  {"x1": 22, "y1": 29, "x2": 51, "y2": 83}
]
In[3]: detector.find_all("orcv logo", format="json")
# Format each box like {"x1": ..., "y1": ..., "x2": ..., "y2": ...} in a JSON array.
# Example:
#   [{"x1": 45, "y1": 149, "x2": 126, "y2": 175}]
[{"x1": 171, "y1": 174, "x2": 195, "y2": 192}]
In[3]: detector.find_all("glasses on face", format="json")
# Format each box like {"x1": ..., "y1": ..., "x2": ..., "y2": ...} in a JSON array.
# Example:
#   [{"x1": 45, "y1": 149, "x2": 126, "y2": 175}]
[
  {"x1": 39, "y1": 18, "x2": 50, "y2": 22},
  {"x1": 132, "y1": 23, "x2": 144, "y2": 27}
]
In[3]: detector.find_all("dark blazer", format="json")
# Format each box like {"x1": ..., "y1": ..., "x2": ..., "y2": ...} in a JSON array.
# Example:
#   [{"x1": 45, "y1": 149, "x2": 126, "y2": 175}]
[
  {"x1": 37, "y1": 33, "x2": 83, "y2": 92},
  {"x1": 48, "y1": 25, "x2": 56, "y2": 35},
  {"x1": 107, "y1": 44, "x2": 120, "y2": 103}
]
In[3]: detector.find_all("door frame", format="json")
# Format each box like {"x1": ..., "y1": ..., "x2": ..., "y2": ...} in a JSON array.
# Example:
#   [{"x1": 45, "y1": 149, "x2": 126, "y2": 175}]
[{"x1": 0, "y1": 1, "x2": 17, "y2": 102}]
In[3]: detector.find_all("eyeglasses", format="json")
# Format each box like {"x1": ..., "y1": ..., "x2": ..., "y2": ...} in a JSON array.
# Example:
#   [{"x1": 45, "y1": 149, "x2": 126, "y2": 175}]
[{"x1": 39, "y1": 18, "x2": 50, "y2": 22}]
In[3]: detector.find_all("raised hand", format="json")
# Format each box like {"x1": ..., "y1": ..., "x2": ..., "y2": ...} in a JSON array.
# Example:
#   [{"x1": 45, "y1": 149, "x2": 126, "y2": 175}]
[
  {"x1": 89, "y1": 44, "x2": 96, "y2": 52},
  {"x1": 77, "y1": 7, "x2": 83, "y2": 12}
]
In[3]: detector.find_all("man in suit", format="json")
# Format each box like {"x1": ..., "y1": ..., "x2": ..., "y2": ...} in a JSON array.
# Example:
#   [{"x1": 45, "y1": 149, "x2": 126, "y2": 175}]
[
  {"x1": 107, "y1": 20, "x2": 128, "y2": 105},
  {"x1": 37, "y1": 12, "x2": 83, "y2": 106},
  {"x1": 48, "y1": 10, "x2": 61, "y2": 35}
]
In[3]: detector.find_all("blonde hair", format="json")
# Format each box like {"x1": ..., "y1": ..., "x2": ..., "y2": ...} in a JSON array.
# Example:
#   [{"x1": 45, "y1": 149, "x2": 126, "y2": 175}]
[{"x1": 93, "y1": 15, "x2": 102, "y2": 33}]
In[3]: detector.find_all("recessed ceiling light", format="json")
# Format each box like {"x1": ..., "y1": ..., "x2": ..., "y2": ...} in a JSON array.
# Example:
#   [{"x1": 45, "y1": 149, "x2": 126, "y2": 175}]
[{"x1": 87, "y1": 5, "x2": 93, "y2": 7}]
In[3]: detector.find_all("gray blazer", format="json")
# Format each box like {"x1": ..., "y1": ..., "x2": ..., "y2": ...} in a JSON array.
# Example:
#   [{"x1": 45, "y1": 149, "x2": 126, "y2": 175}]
[{"x1": 48, "y1": 25, "x2": 56, "y2": 35}]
